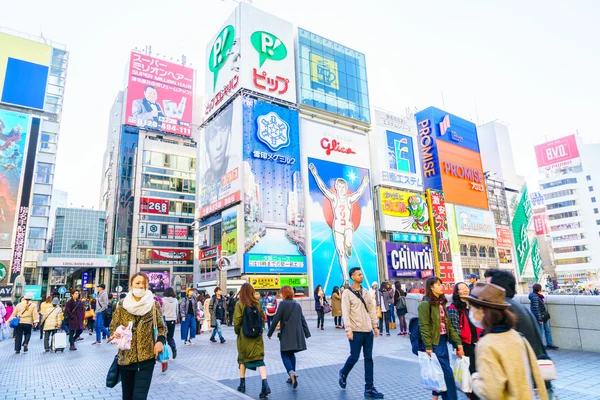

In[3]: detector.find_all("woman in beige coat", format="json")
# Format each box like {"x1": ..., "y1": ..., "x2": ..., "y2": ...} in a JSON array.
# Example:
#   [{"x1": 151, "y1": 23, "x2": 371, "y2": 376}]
[
  {"x1": 41, "y1": 298, "x2": 63, "y2": 352},
  {"x1": 331, "y1": 286, "x2": 343, "y2": 328},
  {"x1": 203, "y1": 295, "x2": 212, "y2": 333}
]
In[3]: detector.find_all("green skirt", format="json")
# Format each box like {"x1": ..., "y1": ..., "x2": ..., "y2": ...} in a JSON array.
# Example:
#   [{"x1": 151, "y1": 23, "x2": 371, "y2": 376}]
[{"x1": 243, "y1": 360, "x2": 265, "y2": 371}]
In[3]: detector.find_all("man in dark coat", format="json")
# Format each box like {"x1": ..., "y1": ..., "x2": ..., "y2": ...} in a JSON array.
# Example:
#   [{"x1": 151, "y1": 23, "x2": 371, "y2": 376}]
[{"x1": 64, "y1": 289, "x2": 85, "y2": 351}]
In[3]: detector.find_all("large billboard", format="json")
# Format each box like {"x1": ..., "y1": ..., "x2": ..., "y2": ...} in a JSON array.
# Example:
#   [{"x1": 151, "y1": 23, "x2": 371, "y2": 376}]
[
  {"x1": 453, "y1": 205, "x2": 497, "y2": 239},
  {"x1": 534, "y1": 134, "x2": 580, "y2": 172},
  {"x1": 198, "y1": 99, "x2": 243, "y2": 217},
  {"x1": 0, "y1": 109, "x2": 30, "y2": 248},
  {"x1": 385, "y1": 242, "x2": 434, "y2": 279},
  {"x1": 378, "y1": 188, "x2": 430, "y2": 234},
  {"x1": 204, "y1": 4, "x2": 296, "y2": 119},
  {"x1": 0, "y1": 33, "x2": 52, "y2": 110},
  {"x1": 221, "y1": 206, "x2": 239, "y2": 269},
  {"x1": 496, "y1": 226, "x2": 513, "y2": 248},
  {"x1": 243, "y1": 97, "x2": 305, "y2": 274},
  {"x1": 371, "y1": 109, "x2": 423, "y2": 190},
  {"x1": 303, "y1": 119, "x2": 378, "y2": 295},
  {"x1": 426, "y1": 189, "x2": 454, "y2": 294},
  {"x1": 125, "y1": 51, "x2": 194, "y2": 137},
  {"x1": 511, "y1": 186, "x2": 533, "y2": 276},
  {"x1": 297, "y1": 28, "x2": 370, "y2": 124}
]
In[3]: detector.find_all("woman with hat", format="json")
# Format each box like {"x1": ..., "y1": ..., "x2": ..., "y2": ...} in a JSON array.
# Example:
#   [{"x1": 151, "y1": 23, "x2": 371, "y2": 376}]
[
  {"x1": 464, "y1": 283, "x2": 549, "y2": 400},
  {"x1": 7, "y1": 292, "x2": 39, "y2": 354}
]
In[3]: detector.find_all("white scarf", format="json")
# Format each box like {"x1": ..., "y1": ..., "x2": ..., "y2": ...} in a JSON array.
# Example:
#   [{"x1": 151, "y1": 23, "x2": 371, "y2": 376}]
[{"x1": 122, "y1": 290, "x2": 154, "y2": 316}]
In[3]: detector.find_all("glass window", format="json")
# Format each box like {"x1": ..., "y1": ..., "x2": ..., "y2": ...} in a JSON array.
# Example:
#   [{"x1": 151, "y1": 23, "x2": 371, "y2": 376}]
[
  {"x1": 40, "y1": 133, "x2": 57, "y2": 153},
  {"x1": 470, "y1": 246, "x2": 478, "y2": 257},
  {"x1": 31, "y1": 206, "x2": 49, "y2": 216},
  {"x1": 593, "y1": 197, "x2": 597, "y2": 203},
  {"x1": 595, "y1": 209, "x2": 599, "y2": 214},
  {"x1": 587, "y1": 175, "x2": 592, "y2": 181},
  {"x1": 479, "y1": 247, "x2": 487, "y2": 258},
  {"x1": 460, "y1": 245, "x2": 468, "y2": 257},
  {"x1": 590, "y1": 186, "x2": 594, "y2": 192},
  {"x1": 27, "y1": 238, "x2": 46, "y2": 250},
  {"x1": 32, "y1": 194, "x2": 51, "y2": 206},
  {"x1": 29, "y1": 227, "x2": 46, "y2": 239},
  {"x1": 488, "y1": 247, "x2": 496, "y2": 258},
  {"x1": 540, "y1": 178, "x2": 577, "y2": 190},
  {"x1": 35, "y1": 163, "x2": 54, "y2": 184}
]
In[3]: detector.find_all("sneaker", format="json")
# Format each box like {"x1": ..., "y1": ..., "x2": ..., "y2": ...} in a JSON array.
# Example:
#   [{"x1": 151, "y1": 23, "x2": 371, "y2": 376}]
[
  {"x1": 338, "y1": 370, "x2": 347, "y2": 389},
  {"x1": 364, "y1": 386, "x2": 384, "y2": 398},
  {"x1": 397, "y1": 332, "x2": 402, "y2": 336},
  {"x1": 92, "y1": 341, "x2": 101, "y2": 345},
  {"x1": 188, "y1": 339, "x2": 194, "y2": 345},
  {"x1": 386, "y1": 333, "x2": 390, "y2": 336},
  {"x1": 76, "y1": 337, "x2": 84, "y2": 342},
  {"x1": 220, "y1": 338, "x2": 226, "y2": 344},
  {"x1": 69, "y1": 346, "x2": 77, "y2": 351},
  {"x1": 15, "y1": 351, "x2": 20, "y2": 354},
  {"x1": 23, "y1": 345, "x2": 28, "y2": 353},
  {"x1": 291, "y1": 372, "x2": 298, "y2": 389},
  {"x1": 173, "y1": 349, "x2": 177, "y2": 359},
  {"x1": 210, "y1": 337, "x2": 217, "y2": 343},
  {"x1": 547, "y1": 345, "x2": 559, "y2": 350},
  {"x1": 184, "y1": 341, "x2": 189, "y2": 346}
]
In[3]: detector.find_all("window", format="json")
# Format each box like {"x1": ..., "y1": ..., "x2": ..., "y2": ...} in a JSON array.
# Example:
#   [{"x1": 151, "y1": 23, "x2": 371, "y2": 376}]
[
  {"x1": 28, "y1": 227, "x2": 46, "y2": 239},
  {"x1": 540, "y1": 178, "x2": 577, "y2": 190},
  {"x1": 595, "y1": 209, "x2": 599, "y2": 214},
  {"x1": 596, "y1": 220, "x2": 600, "y2": 225},
  {"x1": 460, "y1": 244, "x2": 468, "y2": 257},
  {"x1": 31, "y1": 206, "x2": 49, "y2": 216},
  {"x1": 32, "y1": 194, "x2": 51, "y2": 206},
  {"x1": 546, "y1": 200, "x2": 576, "y2": 210},
  {"x1": 479, "y1": 247, "x2": 487, "y2": 258},
  {"x1": 27, "y1": 239, "x2": 46, "y2": 250},
  {"x1": 587, "y1": 175, "x2": 592, "y2": 181},
  {"x1": 40, "y1": 133, "x2": 57, "y2": 153},
  {"x1": 593, "y1": 197, "x2": 597, "y2": 203},
  {"x1": 543, "y1": 189, "x2": 575, "y2": 200},
  {"x1": 35, "y1": 163, "x2": 54, "y2": 184},
  {"x1": 590, "y1": 186, "x2": 594, "y2": 192},
  {"x1": 548, "y1": 211, "x2": 579, "y2": 221},
  {"x1": 470, "y1": 246, "x2": 478, "y2": 257},
  {"x1": 488, "y1": 247, "x2": 496, "y2": 258}
]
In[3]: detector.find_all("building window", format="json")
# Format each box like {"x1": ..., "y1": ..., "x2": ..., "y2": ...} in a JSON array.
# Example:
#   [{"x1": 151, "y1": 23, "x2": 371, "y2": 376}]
[
  {"x1": 587, "y1": 175, "x2": 592, "y2": 181},
  {"x1": 596, "y1": 220, "x2": 600, "y2": 225},
  {"x1": 590, "y1": 186, "x2": 594, "y2": 192},
  {"x1": 27, "y1": 239, "x2": 46, "y2": 250},
  {"x1": 31, "y1": 205, "x2": 50, "y2": 216},
  {"x1": 470, "y1": 246, "x2": 478, "y2": 257},
  {"x1": 540, "y1": 178, "x2": 577, "y2": 190},
  {"x1": 488, "y1": 247, "x2": 496, "y2": 258},
  {"x1": 32, "y1": 194, "x2": 51, "y2": 206},
  {"x1": 28, "y1": 227, "x2": 46, "y2": 239},
  {"x1": 479, "y1": 247, "x2": 487, "y2": 258},
  {"x1": 35, "y1": 163, "x2": 54, "y2": 184},
  {"x1": 40, "y1": 133, "x2": 57, "y2": 153},
  {"x1": 595, "y1": 209, "x2": 599, "y2": 214},
  {"x1": 593, "y1": 197, "x2": 597, "y2": 203},
  {"x1": 460, "y1": 244, "x2": 468, "y2": 257}
]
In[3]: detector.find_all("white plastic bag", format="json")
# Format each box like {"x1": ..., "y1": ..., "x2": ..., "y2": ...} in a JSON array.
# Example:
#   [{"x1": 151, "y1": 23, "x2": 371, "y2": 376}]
[
  {"x1": 419, "y1": 351, "x2": 447, "y2": 392},
  {"x1": 453, "y1": 355, "x2": 472, "y2": 393},
  {"x1": 111, "y1": 321, "x2": 134, "y2": 350}
]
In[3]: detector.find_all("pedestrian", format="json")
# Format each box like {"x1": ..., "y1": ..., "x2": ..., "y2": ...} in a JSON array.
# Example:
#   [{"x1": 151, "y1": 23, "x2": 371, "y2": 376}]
[
  {"x1": 447, "y1": 282, "x2": 481, "y2": 400},
  {"x1": 529, "y1": 284, "x2": 558, "y2": 350},
  {"x1": 179, "y1": 288, "x2": 198, "y2": 345},
  {"x1": 196, "y1": 294, "x2": 204, "y2": 335},
  {"x1": 393, "y1": 281, "x2": 408, "y2": 335},
  {"x1": 267, "y1": 285, "x2": 311, "y2": 389},
  {"x1": 233, "y1": 282, "x2": 270, "y2": 398},
  {"x1": 64, "y1": 289, "x2": 85, "y2": 350},
  {"x1": 209, "y1": 286, "x2": 227, "y2": 343},
  {"x1": 227, "y1": 291, "x2": 237, "y2": 326},
  {"x1": 92, "y1": 284, "x2": 111, "y2": 345},
  {"x1": 339, "y1": 286, "x2": 346, "y2": 329},
  {"x1": 109, "y1": 272, "x2": 166, "y2": 400},
  {"x1": 264, "y1": 291, "x2": 278, "y2": 330},
  {"x1": 339, "y1": 267, "x2": 384, "y2": 399},
  {"x1": 468, "y1": 274, "x2": 478, "y2": 291},
  {"x1": 162, "y1": 287, "x2": 178, "y2": 359},
  {"x1": 314, "y1": 285, "x2": 325, "y2": 330},
  {"x1": 151, "y1": 288, "x2": 163, "y2": 307},
  {"x1": 7, "y1": 292, "x2": 39, "y2": 354},
  {"x1": 104, "y1": 293, "x2": 114, "y2": 329},
  {"x1": 203, "y1": 294, "x2": 212, "y2": 333},
  {"x1": 466, "y1": 283, "x2": 549, "y2": 400},
  {"x1": 0, "y1": 300, "x2": 6, "y2": 340},
  {"x1": 418, "y1": 276, "x2": 463, "y2": 400},
  {"x1": 41, "y1": 298, "x2": 63, "y2": 352},
  {"x1": 85, "y1": 299, "x2": 95, "y2": 335},
  {"x1": 369, "y1": 282, "x2": 378, "y2": 304},
  {"x1": 377, "y1": 281, "x2": 393, "y2": 336},
  {"x1": 331, "y1": 286, "x2": 343, "y2": 329},
  {"x1": 39, "y1": 296, "x2": 52, "y2": 339}
]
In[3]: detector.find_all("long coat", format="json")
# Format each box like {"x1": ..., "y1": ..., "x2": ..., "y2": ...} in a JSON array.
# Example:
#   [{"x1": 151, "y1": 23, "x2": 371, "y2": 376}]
[
  {"x1": 267, "y1": 299, "x2": 310, "y2": 352},
  {"x1": 65, "y1": 298, "x2": 85, "y2": 330},
  {"x1": 331, "y1": 293, "x2": 342, "y2": 317},
  {"x1": 233, "y1": 301, "x2": 265, "y2": 364}
]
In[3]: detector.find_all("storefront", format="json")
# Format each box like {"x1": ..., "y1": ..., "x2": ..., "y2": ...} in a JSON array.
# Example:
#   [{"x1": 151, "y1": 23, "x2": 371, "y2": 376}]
[{"x1": 384, "y1": 241, "x2": 434, "y2": 293}]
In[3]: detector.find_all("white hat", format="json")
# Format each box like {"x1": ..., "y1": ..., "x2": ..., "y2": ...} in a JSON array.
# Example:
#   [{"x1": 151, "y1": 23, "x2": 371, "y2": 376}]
[{"x1": 24, "y1": 292, "x2": 34, "y2": 300}]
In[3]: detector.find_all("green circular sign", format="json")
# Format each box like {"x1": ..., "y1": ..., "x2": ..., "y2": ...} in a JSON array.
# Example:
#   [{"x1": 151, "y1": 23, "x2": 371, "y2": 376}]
[{"x1": 0, "y1": 263, "x2": 6, "y2": 281}]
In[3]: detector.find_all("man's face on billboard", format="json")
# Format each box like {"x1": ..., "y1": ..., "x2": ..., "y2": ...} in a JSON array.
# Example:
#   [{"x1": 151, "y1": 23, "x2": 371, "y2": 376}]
[
  {"x1": 207, "y1": 122, "x2": 231, "y2": 172},
  {"x1": 144, "y1": 87, "x2": 158, "y2": 103}
]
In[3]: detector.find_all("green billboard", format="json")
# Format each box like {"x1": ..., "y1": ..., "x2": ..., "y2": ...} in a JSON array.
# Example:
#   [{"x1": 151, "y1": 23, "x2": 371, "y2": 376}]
[{"x1": 511, "y1": 186, "x2": 532, "y2": 276}]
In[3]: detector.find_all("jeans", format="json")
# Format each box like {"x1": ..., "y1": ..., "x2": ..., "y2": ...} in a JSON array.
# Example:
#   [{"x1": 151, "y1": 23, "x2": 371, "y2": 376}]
[
  {"x1": 61, "y1": 320, "x2": 70, "y2": 334},
  {"x1": 181, "y1": 314, "x2": 197, "y2": 341},
  {"x1": 388, "y1": 305, "x2": 396, "y2": 323},
  {"x1": 14, "y1": 323, "x2": 32, "y2": 352},
  {"x1": 378, "y1": 312, "x2": 390, "y2": 334},
  {"x1": 341, "y1": 331, "x2": 374, "y2": 390},
  {"x1": 334, "y1": 316, "x2": 342, "y2": 326},
  {"x1": 267, "y1": 315, "x2": 274, "y2": 330},
  {"x1": 69, "y1": 329, "x2": 83, "y2": 347},
  {"x1": 432, "y1": 335, "x2": 457, "y2": 400},
  {"x1": 538, "y1": 320, "x2": 554, "y2": 347},
  {"x1": 44, "y1": 330, "x2": 56, "y2": 351},
  {"x1": 120, "y1": 364, "x2": 154, "y2": 400},
  {"x1": 281, "y1": 350, "x2": 297, "y2": 374},
  {"x1": 166, "y1": 321, "x2": 176, "y2": 353},
  {"x1": 95, "y1": 312, "x2": 110, "y2": 342},
  {"x1": 316, "y1": 309, "x2": 324, "y2": 327},
  {"x1": 210, "y1": 319, "x2": 224, "y2": 340}
]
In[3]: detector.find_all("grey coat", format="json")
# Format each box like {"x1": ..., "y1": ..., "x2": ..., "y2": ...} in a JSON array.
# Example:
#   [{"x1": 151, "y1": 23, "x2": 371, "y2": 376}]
[
  {"x1": 267, "y1": 299, "x2": 311, "y2": 353},
  {"x1": 179, "y1": 296, "x2": 198, "y2": 318}
]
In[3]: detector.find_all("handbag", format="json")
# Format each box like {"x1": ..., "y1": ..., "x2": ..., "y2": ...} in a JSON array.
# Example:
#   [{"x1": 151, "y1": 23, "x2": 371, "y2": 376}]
[
  {"x1": 85, "y1": 309, "x2": 95, "y2": 319},
  {"x1": 537, "y1": 358, "x2": 557, "y2": 381},
  {"x1": 389, "y1": 321, "x2": 397, "y2": 330},
  {"x1": 9, "y1": 307, "x2": 28, "y2": 329},
  {"x1": 542, "y1": 310, "x2": 551, "y2": 323},
  {"x1": 323, "y1": 302, "x2": 332, "y2": 314},
  {"x1": 521, "y1": 337, "x2": 543, "y2": 399},
  {"x1": 376, "y1": 306, "x2": 382, "y2": 319},
  {"x1": 106, "y1": 355, "x2": 121, "y2": 388},
  {"x1": 153, "y1": 307, "x2": 169, "y2": 370}
]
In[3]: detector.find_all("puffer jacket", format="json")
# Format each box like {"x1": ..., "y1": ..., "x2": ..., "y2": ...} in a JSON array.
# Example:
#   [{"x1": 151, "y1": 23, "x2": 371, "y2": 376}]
[
  {"x1": 8, "y1": 300, "x2": 39, "y2": 325},
  {"x1": 179, "y1": 296, "x2": 198, "y2": 318},
  {"x1": 42, "y1": 306, "x2": 63, "y2": 331},
  {"x1": 529, "y1": 292, "x2": 547, "y2": 323}
]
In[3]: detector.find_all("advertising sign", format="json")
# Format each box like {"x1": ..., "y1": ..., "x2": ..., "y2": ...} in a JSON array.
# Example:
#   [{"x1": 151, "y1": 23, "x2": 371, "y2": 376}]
[
  {"x1": 496, "y1": 226, "x2": 513, "y2": 248},
  {"x1": 242, "y1": 97, "x2": 305, "y2": 273},
  {"x1": 0, "y1": 285, "x2": 12, "y2": 297},
  {"x1": 303, "y1": 118, "x2": 378, "y2": 295},
  {"x1": 244, "y1": 254, "x2": 307, "y2": 274},
  {"x1": 142, "y1": 271, "x2": 170, "y2": 291},
  {"x1": 498, "y1": 248, "x2": 513, "y2": 264},
  {"x1": 385, "y1": 242, "x2": 433, "y2": 279},
  {"x1": 453, "y1": 205, "x2": 497, "y2": 239},
  {"x1": 391, "y1": 233, "x2": 426, "y2": 243},
  {"x1": 0, "y1": 262, "x2": 6, "y2": 281},
  {"x1": 511, "y1": 186, "x2": 533, "y2": 276},
  {"x1": 534, "y1": 134, "x2": 580, "y2": 171},
  {"x1": 140, "y1": 197, "x2": 169, "y2": 215},
  {"x1": 24, "y1": 285, "x2": 42, "y2": 301},
  {"x1": 248, "y1": 275, "x2": 309, "y2": 289},
  {"x1": 533, "y1": 214, "x2": 548, "y2": 235},
  {"x1": 0, "y1": 110, "x2": 30, "y2": 248},
  {"x1": 426, "y1": 189, "x2": 454, "y2": 294},
  {"x1": 378, "y1": 188, "x2": 430, "y2": 234},
  {"x1": 446, "y1": 203, "x2": 464, "y2": 284},
  {"x1": 198, "y1": 225, "x2": 211, "y2": 249},
  {"x1": 151, "y1": 249, "x2": 192, "y2": 265},
  {"x1": 297, "y1": 28, "x2": 370, "y2": 123},
  {"x1": 529, "y1": 191, "x2": 544, "y2": 208},
  {"x1": 198, "y1": 100, "x2": 242, "y2": 217},
  {"x1": 531, "y1": 238, "x2": 543, "y2": 282},
  {"x1": 11, "y1": 206, "x2": 28, "y2": 278},
  {"x1": 199, "y1": 245, "x2": 221, "y2": 261},
  {"x1": 221, "y1": 206, "x2": 238, "y2": 269}
]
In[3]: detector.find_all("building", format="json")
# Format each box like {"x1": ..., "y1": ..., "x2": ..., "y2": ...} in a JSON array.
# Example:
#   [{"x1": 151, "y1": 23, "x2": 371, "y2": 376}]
[
  {"x1": 46, "y1": 188, "x2": 68, "y2": 251},
  {"x1": 534, "y1": 134, "x2": 600, "y2": 287},
  {"x1": 100, "y1": 51, "x2": 197, "y2": 294},
  {"x1": 0, "y1": 28, "x2": 69, "y2": 297}
]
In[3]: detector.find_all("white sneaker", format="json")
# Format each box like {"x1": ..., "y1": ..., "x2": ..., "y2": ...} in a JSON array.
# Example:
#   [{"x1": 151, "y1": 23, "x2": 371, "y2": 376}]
[
  {"x1": 184, "y1": 341, "x2": 189, "y2": 346},
  {"x1": 188, "y1": 339, "x2": 194, "y2": 345}
]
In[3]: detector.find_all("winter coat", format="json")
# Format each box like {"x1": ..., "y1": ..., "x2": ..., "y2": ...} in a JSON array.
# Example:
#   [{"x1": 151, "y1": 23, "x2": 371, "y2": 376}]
[
  {"x1": 4, "y1": 306, "x2": 13, "y2": 323},
  {"x1": 446, "y1": 303, "x2": 482, "y2": 345},
  {"x1": 65, "y1": 298, "x2": 85, "y2": 330},
  {"x1": 179, "y1": 296, "x2": 198, "y2": 318},
  {"x1": 418, "y1": 299, "x2": 461, "y2": 351},
  {"x1": 378, "y1": 289, "x2": 394, "y2": 310},
  {"x1": 8, "y1": 300, "x2": 39, "y2": 325},
  {"x1": 267, "y1": 299, "x2": 311, "y2": 352},
  {"x1": 204, "y1": 300, "x2": 211, "y2": 326},
  {"x1": 162, "y1": 297, "x2": 178, "y2": 322},
  {"x1": 233, "y1": 301, "x2": 265, "y2": 364},
  {"x1": 314, "y1": 293, "x2": 324, "y2": 311},
  {"x1": 393, "y1": 289, "x2": 407, "y2": 316},
  {"x1": 42, "y1": 305, "x2": 63, "y2": 331},
  {"x1": 209, "y1": 295, "x2": 226, "y2": 327},
  {"x1": 40, "y1": 301, "x2": 52, "y2": 316},
  {"x1": 528, "y1": 292, "x2": 547, "y2": 323},
  {"x1": 331, "y1": 292, "x2": 342, "y2": 317}
]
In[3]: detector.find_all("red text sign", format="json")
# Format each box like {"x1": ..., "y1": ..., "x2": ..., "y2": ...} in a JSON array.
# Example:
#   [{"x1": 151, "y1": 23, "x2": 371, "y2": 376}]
[
  {"x1": 427, "y1": 189, "x2": 454, "y2": 294},
  {"x1": 321, "y1": 138, "x2": 357, "y2": 156},
  {"x1": 140, "y1": 198, "x2": 169, "y2": 215},
  {"x1": 534, "y1": 134, "x2": 579, "y2": 170},
  {"x1": 496, "y1": 226, "x2": 513, "y2": 248}
]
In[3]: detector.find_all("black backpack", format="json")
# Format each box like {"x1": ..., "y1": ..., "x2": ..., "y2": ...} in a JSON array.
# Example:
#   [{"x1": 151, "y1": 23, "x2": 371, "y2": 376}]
[
  {"x1": 242, "y1": 304, "x2": 263, "y2": 338},
  {"x1": 409, "y1": 317, "x2": 425, "y2": 355}
]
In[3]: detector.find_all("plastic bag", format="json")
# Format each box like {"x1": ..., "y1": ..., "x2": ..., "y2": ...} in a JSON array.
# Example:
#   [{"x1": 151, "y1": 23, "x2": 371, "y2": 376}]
[
  {"x1": 0, "y1": 323, "x2": 8, "y2": 342},
  {"x1": 453, "y1": 355, "x2": 472, "y2": 393},
  {"x1": 111, "y1": 322, "x2": 134, "y2": 350},
  {"x1": 419, "y1": 351, "x2": 447, "y2": 392}
]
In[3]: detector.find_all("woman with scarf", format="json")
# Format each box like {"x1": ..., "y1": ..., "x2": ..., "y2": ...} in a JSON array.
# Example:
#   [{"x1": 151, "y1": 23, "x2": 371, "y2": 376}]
[
  {"x1": 529, "y1": 284, "x2": 558, "y2": 350},
  {"x1": 109, "y1": 273, "x2": 166, "y2": 400}
]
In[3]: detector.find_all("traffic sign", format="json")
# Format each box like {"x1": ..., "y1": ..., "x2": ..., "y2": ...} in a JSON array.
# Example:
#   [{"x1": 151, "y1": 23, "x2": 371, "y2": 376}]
[{"x1": 58, "y1": 287, "x2": 67, "y2": 295}]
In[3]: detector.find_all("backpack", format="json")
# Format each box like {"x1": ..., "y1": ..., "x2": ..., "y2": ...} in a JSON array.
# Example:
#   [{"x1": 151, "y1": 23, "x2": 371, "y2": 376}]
[
  {"x1": 242, "y1": 304, "x2": 263, "y2": 338},
  {"x1": 408, "y1": 317, "x2": 425, "y2": 356},
  {"x1": 266, "y1": 296, "x2": 276, "y2": 314}
]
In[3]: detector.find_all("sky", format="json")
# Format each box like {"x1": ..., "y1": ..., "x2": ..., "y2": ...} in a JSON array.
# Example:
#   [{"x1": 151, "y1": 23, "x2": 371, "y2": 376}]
[{"x1": 1, "y1": 0, "x2": 599, "y2": 208}]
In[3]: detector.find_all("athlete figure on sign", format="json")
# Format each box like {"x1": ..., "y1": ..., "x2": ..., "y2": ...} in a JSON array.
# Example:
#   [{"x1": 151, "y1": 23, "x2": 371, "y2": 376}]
[{"x1": 309, "y1": 163, "x2": 369, "y2": 284}]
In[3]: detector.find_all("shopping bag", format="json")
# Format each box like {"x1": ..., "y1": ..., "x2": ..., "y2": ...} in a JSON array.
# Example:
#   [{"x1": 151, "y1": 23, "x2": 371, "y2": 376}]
[
  {"x1": 390, "y1": 321, "x2": 397, "y2": 330},
  {"x1": 453, "y1": 355, "x2": 472, "y2": 393},
  {"x1": 419, "y1": 351, "x2": 447, "y2": 392}
]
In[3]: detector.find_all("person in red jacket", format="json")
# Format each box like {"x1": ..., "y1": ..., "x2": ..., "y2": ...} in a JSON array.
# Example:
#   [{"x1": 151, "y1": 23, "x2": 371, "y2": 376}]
[{"x1": 447, "y1": 282, "x2": 482, "y2": 400}]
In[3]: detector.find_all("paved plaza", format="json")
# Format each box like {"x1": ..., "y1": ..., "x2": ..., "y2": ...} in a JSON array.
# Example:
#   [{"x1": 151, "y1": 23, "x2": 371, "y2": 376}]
[{"x1": 0, "y1": 318, "x2": 599, "y2": 399}]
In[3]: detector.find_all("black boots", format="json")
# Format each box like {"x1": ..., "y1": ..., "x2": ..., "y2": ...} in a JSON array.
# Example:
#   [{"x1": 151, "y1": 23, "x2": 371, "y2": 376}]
[
  {"x1": 237, "y1": 378, "x2": 246, "y2": 393},
  {"x1": 259, "y1": 379, "x2": 271, "y2": 399}
]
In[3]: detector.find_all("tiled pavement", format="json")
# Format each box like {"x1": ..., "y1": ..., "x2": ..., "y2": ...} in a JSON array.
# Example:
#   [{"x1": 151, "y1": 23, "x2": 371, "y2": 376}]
[{"x1": 0, "y1": 318, "x2": 599, "y2": 399}]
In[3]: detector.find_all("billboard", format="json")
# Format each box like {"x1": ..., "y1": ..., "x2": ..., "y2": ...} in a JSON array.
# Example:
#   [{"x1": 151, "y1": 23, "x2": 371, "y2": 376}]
[
  {"x1": 221, "y1": 206, "x2": 238, "y2": 269},
  {"x1": 297, "y1": 28, "x2": 370, "y2": 123},
  {"x1": 534, "y1": 134, "x2": 580, "y2": 171},
  {"x1": 0, "y1": 33, "x2": 52, "y2": 110},
  {"x1": 533, "y1": 214, "x2": 549, "y2": 235},
  {"x1": 371, "y1": 109, "x2": 423, "y2": 190},
  {"x1": 0, "y1": 109, "x2": 30, "y2": 248},
  {"x1": 142, "y1": 271, "x2": 171, "y2": 291},
  {"x1": 446, "y1": 203, "x2": 464, "y2": 285},
  {"x1": 139, "y1": 222, "x2": 190, "y2": 240},
  {"x1": 150, "y1": 249, "x2": 192, "y2": 265},
  {"x1": 378, "y1": 188, "x2": 430, "y2": 234},
  {"x1": 496, "y1": 226, "x2": 513, "y2": 248},
  {"x1": 511, "y1": 186, "x2": 533, "y2": 276},
  {"x1": 453, "y1": 205, "x2": 497, "y2": 239},
  {"x1": 125, "y1": 52, "x2": 194, "y2": 137},
  {"x1": 242, "y1": 97, "x2": 305, "y2": 274},
  {"x1": 205, "y1": 4, "x2": 296, "y2": 119},
  {"x1": 529, "y1": 191, "x2": 544, "y2": 208},
  {"x1": 249, "y1": 275, "x2": 309, "y2": 290},
  {"x1": 198, "y1": 99, "x2": 243, "y2": 217},
  {"x1": 385, "y1": 242, "x2": 434, "y2": 279},
  {"x1": 140, "y1": 197, "x2": 169, "y2": 215},
  {"x1": 426, "y1": 189, "x2": 454, "y2": 294},
  {"x1": 303, "y1": 118, "x2": 378, "y2": 295}
]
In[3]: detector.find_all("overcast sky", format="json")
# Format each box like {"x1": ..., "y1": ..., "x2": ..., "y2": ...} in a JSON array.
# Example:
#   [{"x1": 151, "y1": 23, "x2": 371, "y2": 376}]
[{"x1": 2, "y1": 0, "x2": 598, "y2": 208}]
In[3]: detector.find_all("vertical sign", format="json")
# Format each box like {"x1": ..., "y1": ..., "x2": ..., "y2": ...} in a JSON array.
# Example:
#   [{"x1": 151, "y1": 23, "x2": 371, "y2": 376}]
[
  {"x1": 446, "y1": 203, "x2": 464, "y2": 285},
  {"x1": 531, "y1": 238, "x2": 543, "y2": 282},
  {"x1": 511, "y1": 186, "x2": 533, "y2": 276},
  {"x1": 426, "y1": 189, "x2": 454, "y2": 294}
]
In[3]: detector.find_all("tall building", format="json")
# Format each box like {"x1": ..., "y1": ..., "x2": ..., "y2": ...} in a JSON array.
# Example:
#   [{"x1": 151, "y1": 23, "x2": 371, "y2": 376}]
[
  {"x1": 534, "y1": 134, "x2": 600, "y2": 287},
  {"x1": 0, "y1": 28, "x2": 69, "y2": 293},
  {"x1": 46, "y1": 188, "x2": 68, "y2": 251}
]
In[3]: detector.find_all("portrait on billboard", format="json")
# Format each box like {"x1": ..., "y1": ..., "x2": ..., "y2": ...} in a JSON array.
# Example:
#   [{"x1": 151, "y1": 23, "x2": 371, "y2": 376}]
[
  {"x1": 131, "y1": 85, "x2": 166, "y2": 129},
  {"x1": 221, "y1": 206, "x2": 238, "y2": 269},
  {"x1": 0, "y1": 110, "x2": 29, "y2": 248},
  {"x1": 142, "y1": 271, "x2": 171, "y2": 291}
]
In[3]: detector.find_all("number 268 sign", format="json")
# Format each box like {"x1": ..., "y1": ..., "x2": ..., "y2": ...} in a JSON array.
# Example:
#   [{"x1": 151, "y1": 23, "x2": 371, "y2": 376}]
[{"x1": 140, "y1": 198, "x2": 169, "y2": 215}]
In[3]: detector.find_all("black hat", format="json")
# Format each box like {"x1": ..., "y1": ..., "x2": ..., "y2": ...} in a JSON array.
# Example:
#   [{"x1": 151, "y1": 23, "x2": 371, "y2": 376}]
[{"x1": 97, "y1": 284, "x2": 106, "y2": 289}]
